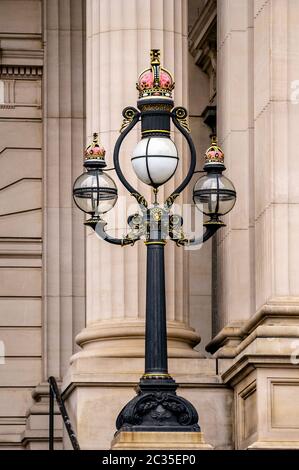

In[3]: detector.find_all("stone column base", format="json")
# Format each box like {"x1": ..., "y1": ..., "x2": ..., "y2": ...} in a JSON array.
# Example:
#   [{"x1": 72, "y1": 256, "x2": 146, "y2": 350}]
[
  {"x1": 111, "y1": 431, "x2": 213, "y2": 450},
  {"x1": 209, "y1": 310, "x2": 299, "y2": 450},
  {"x1": 62, "y1": 356, "x2": 233, "y2": 449}
]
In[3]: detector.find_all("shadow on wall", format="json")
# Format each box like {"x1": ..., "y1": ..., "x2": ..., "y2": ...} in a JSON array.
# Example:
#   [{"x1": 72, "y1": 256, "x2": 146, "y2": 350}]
[
  {"x1": 0, "y1": 340, "x2": 5, "y2": 364},
  {"x1": 0, "y1": 81, "x2": 4, "y2": 104}
]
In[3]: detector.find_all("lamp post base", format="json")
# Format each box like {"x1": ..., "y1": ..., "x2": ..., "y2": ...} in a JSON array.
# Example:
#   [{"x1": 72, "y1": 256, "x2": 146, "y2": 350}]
[
  {"x1": 111, "y1": 431, "x2": 213, "y2": 450},
  {"x1": 116, "y1": 377, "x2": 200, "y2": 434}
]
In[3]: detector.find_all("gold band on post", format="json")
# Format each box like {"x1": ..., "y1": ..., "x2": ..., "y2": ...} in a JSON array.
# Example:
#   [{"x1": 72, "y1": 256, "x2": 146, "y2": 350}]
[
  {"x1": 141, "y1": 129, "x2": 170, "y2": 134},
  {"x1": 142, "y1": 373, "x2": 171, "y2": 379},
  {"x1": 144, "y1": 241, "x2": 167, "y2": 246}
]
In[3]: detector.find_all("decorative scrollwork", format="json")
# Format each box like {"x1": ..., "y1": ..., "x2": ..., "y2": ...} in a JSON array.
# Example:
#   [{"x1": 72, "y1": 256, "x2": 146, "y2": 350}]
[
  {"x1": 151, "y1": 207, "x2": 163, "y2": 222},
  {"x1": 128, "y1": 213, "x2": 143, "y2": 228},
  {"x1": 168, "y1": 213, "x2": 187, "y2": 245},
  {"x1": 169, "y1": 214, "x2": 183, "y2": 227},
  {"x1": 120, "y1": 106, "x2": 139, "y2": 133},
  {"x1": 116, "y1": 383, "x2": 200, "y2": 432},
  {"x1": 164, "y1": 192, "x2": 180, "y2": 209},
  {"x1": 121, "y1": 235, "x2": 139, "y2": 247},
  {"x1": 175, "y1": 237, "x2": 189, "y2": 247},
  {"x1": 131, "y1": 192, "x2": 148, "y2": 209},
  {"x1": 124, "y1": 212, "x2": 147, "y2": 243},
  {"x1": 172, "y1": 106, "x2": 190, "y2": 133}
]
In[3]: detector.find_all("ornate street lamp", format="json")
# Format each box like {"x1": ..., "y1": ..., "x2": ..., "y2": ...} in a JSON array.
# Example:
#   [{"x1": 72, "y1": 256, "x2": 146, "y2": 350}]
[{"x1": 73, "y1": 50, "x2": 236, "y2": 436}]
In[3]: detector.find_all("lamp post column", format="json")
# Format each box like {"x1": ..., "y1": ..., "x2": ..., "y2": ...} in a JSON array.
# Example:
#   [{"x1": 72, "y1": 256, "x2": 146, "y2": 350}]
[
  {"x1": 69, "y1": 38, "x2": 236, "y2": 448},
  {"x1": 74, "y1": 0, "x2": 200, "y2": 360},
  {"x1": 113, "y1": 93, "x2": 201, "y2": 433},
  {"x1": 64, "y1": 0, "x2": 208, "y2": 450},
  {"x1": 144, "y1": 242, "x2": 168, "y2": 376}
]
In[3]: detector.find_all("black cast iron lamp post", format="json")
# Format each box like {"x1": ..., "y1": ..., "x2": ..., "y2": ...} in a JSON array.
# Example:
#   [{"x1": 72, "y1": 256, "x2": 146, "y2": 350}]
[{"x1": 73, "y1": 50, "x2": 236, "y2": 434}]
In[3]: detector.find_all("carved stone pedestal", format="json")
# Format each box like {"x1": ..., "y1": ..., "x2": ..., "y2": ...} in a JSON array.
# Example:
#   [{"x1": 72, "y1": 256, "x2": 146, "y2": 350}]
[{"x1": 111, "y1": 431, "x2": 213, "y2": 450}]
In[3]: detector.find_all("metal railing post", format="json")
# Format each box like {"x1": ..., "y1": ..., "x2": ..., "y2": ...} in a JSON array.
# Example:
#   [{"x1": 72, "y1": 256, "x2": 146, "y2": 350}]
[
  {"x1": 48, "y1": 376, "x2": 80, "y2": 450},
  {"x1": 49, "y1": 383, "x2": 54, "y2": 450}
]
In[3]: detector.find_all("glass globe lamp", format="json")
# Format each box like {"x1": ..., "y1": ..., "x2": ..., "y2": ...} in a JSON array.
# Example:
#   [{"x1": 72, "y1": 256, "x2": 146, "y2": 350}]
[
  {"x1": 73, "y1": 169, "x2": 117, "y2": 216},
  {"x1": 131, "y1": 136, "x2": 179, "y2": 187},
  {"x1": 193, "y1": 172, "x2": 236, "y2": 217}
]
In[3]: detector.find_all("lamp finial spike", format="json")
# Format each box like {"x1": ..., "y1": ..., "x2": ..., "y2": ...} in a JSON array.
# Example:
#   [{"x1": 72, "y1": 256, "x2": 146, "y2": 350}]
[
  {"x1": 92, "y1": 132, "x2": 99, "y2": 145},
  {"x1": 150, "y1": 49, "x2": 160, "y2": 66}
]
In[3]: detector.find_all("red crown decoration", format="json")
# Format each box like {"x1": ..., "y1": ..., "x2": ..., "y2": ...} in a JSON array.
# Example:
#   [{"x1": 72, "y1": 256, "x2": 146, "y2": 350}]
[
  {"x1": 136, "y1": 49, "x2": 175, "y2": 99},
  {"x1": 84, "y1": 133, "x2": 106, "y2": 160},
  {"x1": 204, "y1": 137, "x2": 225, "y2": 165}
]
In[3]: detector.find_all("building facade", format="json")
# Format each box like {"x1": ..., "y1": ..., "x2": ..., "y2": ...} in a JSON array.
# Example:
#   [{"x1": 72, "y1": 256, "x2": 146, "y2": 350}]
[{"x1": 0, "y1": 0, "x2": 299, "y2": 450}]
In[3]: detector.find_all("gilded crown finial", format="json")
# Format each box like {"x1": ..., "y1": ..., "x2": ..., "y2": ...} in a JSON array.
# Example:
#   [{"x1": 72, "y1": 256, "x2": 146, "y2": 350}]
[
  {"x1": 204, "y1": 136, "x2": 225, "y2": 166},
  {"x1": 84, "y1": 132, "x2": 106, "y2": 160},
  {"x1": 136, "y1": 49, "x2": 175, "y2": 99}
]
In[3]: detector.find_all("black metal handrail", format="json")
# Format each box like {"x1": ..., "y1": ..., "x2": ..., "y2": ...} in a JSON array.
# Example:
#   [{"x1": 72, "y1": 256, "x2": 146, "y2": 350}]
[{"x1": 48, "y1": 376, "x2": 80, "y2": 450}]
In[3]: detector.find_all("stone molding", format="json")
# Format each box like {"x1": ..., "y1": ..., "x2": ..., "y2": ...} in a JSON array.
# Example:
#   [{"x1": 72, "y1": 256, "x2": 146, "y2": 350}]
[
  {"x1": 0, "y1": 49, "x2": 43, "y2": 67},
  {"x1": 74, "y1": 319, "x2": 201, "y2": 359},
  {"x1": 111, "y1": 431, "x2": 213, "y2": 450},
  {"x1": 0, "y1": 65, "x2": 43, "y2": 78},
  {"x1": 207, "y1": 298, "x2": 299, "y2": 357}
]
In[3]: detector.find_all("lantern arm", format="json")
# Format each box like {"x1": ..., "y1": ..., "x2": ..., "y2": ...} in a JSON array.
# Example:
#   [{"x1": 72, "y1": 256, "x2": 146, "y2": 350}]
[
  {"x1": 114, "y1": 106, "x2": 148, "y2": 211},
  {"x1": 164, "y1": 107, "x2": 197, "y2": 209},
  {"x1": 91, "y1": 219, "x2": 140, "y2": 247},
  {"x1": 190, "y1": 222, "x2": 222, "y2": 245},
  {"x1": 170, "y1": 222, "x2": 223, "y2": 247}
]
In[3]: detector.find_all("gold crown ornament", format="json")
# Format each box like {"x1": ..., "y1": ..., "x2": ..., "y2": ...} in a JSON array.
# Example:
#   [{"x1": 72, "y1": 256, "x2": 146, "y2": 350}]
[
  {"x1": 136, "y1": 49, "x2": 175, "y2": 99},
  {"x1": 204, "y1": 137, "x2": 225, "y2": 166},
  {"x1": 84, "y1": 133, "x2": 106, "y2": 161}
]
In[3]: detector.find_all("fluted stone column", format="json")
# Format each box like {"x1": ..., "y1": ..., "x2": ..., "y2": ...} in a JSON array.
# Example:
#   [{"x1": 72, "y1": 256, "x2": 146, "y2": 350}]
[
  {"x1": 209, "y1": 0, "x2": 299, "y2": 449},
  {"x1": 211, "y1": 0, "x2": 299, "y2": 350},
  {"x1": 215, "y1": 0, "x2": 253, "y2": 334}
]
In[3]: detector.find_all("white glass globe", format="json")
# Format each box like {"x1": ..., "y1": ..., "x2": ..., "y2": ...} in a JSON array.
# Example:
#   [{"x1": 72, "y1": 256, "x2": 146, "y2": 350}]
[
  {"x1": 131, "y1": 137, "x2": 179, "y2": 187},
  {"x1": 73, "y1": 170, "x2": 117, "y2": 215}
]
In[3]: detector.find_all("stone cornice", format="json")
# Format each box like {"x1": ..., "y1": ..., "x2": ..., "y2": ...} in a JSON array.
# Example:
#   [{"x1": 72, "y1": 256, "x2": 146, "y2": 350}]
[
  {"x1": 221, "y1": 352, "x2": 299, "y2": 386},
  {"x1": 206, "y1": 323, "x2": 244, "y2": 356},
  {"x1": 206, "y1": 297, "x2": 299, "y2": 356},
  {"x1": 0, "y1": 64, "x2": 43, "y2": 78},
  {"x1": 208, "y1": 299, "x2": 299, "y2": 385}
]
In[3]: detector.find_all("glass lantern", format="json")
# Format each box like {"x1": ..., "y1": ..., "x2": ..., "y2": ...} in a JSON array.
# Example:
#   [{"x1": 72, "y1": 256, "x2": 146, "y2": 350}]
[
  {"x1": 193, "y1": 172, "x2": 236, "y2": 217},
  {"x1": 73, "y1": 170, "x2": 117, "y2": 216},
  {"x1": 73, "y1": 133, "x2": 118, "y2": 218}
]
